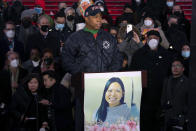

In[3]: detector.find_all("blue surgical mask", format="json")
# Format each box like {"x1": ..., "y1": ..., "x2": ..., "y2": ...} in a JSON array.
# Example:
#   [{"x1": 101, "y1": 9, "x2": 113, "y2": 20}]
[
  {"x1": 55, "y1": 23, "x2": 64, "y2": 31},
  {"x1": 166, "y1": 1, "x2": 174, "y2": 7},
  {"x1": 181, "y1": 51, "x2": 190, "y2": 58},
  {"x1": 34, "y1": 7, "x2": 43, "y2": 15}
]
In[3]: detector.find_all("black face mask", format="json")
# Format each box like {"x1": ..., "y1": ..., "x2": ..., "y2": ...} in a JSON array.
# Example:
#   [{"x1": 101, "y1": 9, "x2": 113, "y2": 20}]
[
  {"x1": 22, "y1": 20, "x2": 32, "y2": 28},
  {"x1": 124, "y1": 12, "x2": 133, "y2": 16},
  {"x1": 32, "y1": 56, "x2": 40, "y2": 61},
  {"x1": 41, "y1": 25, "x2": 49, "y2": 32},
  {"x1": 44, "y1": 57, "x2": 53, "y2": 66},
  {"x1": 67, "y1": 15, "x2": 74, "y2": 21},
  {"x1": 170, "y1": 23, "x2": 180, "y2": 30},
  {"x1": 173, "y1": 11, "x2": 183, "y2": 17}
]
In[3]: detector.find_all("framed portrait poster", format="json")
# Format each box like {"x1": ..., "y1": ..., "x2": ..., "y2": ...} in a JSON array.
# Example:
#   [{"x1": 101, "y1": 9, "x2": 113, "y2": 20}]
[{"x1": 84, "y1": 71, "x2": 142, "y2": 131}]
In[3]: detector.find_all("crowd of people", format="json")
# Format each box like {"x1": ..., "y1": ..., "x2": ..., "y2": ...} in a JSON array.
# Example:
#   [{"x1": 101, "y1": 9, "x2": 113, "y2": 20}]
[{"x1": 0, "y1": 0, "x2": 191, "y2": 131}]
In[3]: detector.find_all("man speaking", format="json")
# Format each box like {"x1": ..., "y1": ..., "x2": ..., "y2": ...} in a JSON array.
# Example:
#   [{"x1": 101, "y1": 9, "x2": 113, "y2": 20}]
[{"x1": 62, "y1": 4, "x2": 122, "y2": 74}]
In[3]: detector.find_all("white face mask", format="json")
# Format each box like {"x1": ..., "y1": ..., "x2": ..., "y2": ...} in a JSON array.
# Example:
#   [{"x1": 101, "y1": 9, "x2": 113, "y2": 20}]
[
  {"x1": 166, "y1": 1, "x2": 174, "y2": 7},
  {"x1": 10, "y1": 59, "x2": 19, "y2": 68},
  {"x1": 100, "y1": 7, "x2": 104, "y2": 12},
  {"x1": 144, "y1": 20, "x2": 153, "y2": 27},
  {"x1": 136, "y1": 0, "x2": 141, "y2": 3},
  {"x1": 32, "y1": 60, "x2": 40, "y2": 67},
  {"x1": 148, "y1": 39, "x2": 159, "y2": 50},
  {"x1": 76, "y1": 23, "x2": 86, "y2": 31},
  {"x1": 6, "y1": 30, "x2": 15, "y2": 38}
]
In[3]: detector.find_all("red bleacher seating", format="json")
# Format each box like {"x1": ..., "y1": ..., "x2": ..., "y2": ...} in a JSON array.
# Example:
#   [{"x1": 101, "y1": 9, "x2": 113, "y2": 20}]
[{"x1": 19, "y1": 0, "x2": 192, "y2": 21}]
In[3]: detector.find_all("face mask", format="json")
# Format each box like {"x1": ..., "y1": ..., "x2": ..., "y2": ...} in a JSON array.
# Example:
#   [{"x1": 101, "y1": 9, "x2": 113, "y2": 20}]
[
  {"x1": 100, "y1": 7, "x2": 104, "y2": 12},
  {"x1": 22, "y1": 20, "x2": 32, "y2": 28},
  {"x1": 148, "y1": 39, "x2": 159, "y2": 50},
  {"x1": 136, "y1": 0, "x2": 141, "y2": 3},
  {"x1": 181, "y1": 51, "x2": 190, "y2": 58},
  {"x1": 173, "y1": 11, "x2": 183, "y2": 17},
  {"x1": 166, "y1": 1, "x2": 174, "y2": 7},
  {"x1": 170, "y1": 23, "x2": 179, "y2": 30},
  {"x1": 6, "y1": 30, "x2": 15, "y2": 38},
  {"x1": 76, "y1": 23, "x2": 86, "y2": 31},
  {"x1": 10, "y1": 59, "x2": 19, "y2": 68},
  {"x1": 32, "y1": 60, "x2": 40, "y2": 67},
  {"x1": 124, "y1": 12, "x2": 133, "y2": 15},
  {"x1": 41, "y1": 25, "x2": 49, "y2": 32},
  {"x1": 32, "y1": 55, "x2": 40, "y2": 61},
  {"x1": 55, "y1": 23, "x2": 64, "y2": 31},
  {"x1": 67, "y1": 15, "x2": 74, "y2": 21},
  {"x1": 144, "y1": 20, "x2": 152, "y2": 27},
  {"x1": 34, "y1": 7, "x2": 43, "y2": 15}
]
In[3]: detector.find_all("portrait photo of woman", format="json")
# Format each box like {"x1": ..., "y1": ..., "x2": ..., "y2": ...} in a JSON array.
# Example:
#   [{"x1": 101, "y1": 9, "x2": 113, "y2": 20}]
[
  {"x1": 94, "y1": 77, "x2": 131, "y2": 124},
  {"x1": 84, "y1": 72, "x2": 142, "y2": 130}
]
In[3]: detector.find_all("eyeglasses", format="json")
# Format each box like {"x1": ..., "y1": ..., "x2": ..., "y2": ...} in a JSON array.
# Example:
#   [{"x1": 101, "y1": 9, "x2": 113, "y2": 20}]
[{"x1": 172, "y1": 64, "x2": 183, "y2": 68}]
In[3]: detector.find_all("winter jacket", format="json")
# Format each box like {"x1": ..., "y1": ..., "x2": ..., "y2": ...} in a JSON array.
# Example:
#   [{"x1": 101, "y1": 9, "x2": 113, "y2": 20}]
[
  {"x1": 9, "y1": 86, "x2": 45, "y2": 130},
  {"x1": 42, "y1": 83, "x2": 73, "y2": 130},
  {"x1": 51, "y1": 24, "x2": 75, "y2": 44},
  {"x1": 0, "y1": 35, "x2": 25, "y2": 61},
  {"x1": 161, "y1": 75, "x2": 189, "y2": 131},
  {"x1": 26, "y1": 31, "x2": 60, "y2": 59},
  {"x1": 118, "y1": 40, "x2": 143, "y2": 66},
  {"x1": 130, "y1": 44, "x2": 172, "y2": 131},
  {"x1": 62, "y1": 29, "x2": 123, "y2": 74}
]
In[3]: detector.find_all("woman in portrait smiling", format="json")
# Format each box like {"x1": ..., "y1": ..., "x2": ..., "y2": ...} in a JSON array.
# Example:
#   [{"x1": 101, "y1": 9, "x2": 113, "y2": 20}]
[{"x1": 95, "y1": 77, "x2": 131, "y2": 125}]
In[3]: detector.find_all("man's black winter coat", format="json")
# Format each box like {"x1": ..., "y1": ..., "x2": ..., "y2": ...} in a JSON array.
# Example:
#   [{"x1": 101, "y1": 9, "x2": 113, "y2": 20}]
[{"x1": 62, "y1": 29, "x2": 122, "y2": 74}]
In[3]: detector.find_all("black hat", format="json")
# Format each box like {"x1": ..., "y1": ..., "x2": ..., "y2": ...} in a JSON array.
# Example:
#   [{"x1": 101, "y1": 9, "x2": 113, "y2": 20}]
[
  {"x1": 84, "y1": 5, "x2": 101, "y2": 17},
  {"x1": 124, "y1": 3, "x2": 132, "y2": 10},
  {"x1": 147, "y1": 30, "x2": 162, "y2": 42},
  {"x1": 143, "y1": 13, "x2": 155, "y2": 22}
]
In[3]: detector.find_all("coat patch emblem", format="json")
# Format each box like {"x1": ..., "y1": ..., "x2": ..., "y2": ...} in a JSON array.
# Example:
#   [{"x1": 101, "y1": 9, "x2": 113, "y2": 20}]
[{"x1": 103, "y1": 41, "x2": 110, "y2": 49}]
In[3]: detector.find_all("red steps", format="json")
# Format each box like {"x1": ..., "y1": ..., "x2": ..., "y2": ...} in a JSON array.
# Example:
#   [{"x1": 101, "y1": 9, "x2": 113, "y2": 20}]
[
  {"x1": 176, "y1": 0, "x2": 192, "y2": 20},
  {"x1": 20, "y1": 0, "x2": 192, "y2": 21}
]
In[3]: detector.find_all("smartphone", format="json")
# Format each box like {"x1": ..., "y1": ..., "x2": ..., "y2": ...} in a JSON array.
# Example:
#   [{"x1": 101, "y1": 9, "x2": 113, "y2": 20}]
[{"x1": 127, "y1": 24, "x2": 133, "y2": 34}]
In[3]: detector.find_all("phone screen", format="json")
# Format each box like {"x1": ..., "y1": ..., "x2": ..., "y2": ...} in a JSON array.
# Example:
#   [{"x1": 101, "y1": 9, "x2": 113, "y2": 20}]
[{"x1": 127, "y1": 24, "x2": 133, "y2": 34}]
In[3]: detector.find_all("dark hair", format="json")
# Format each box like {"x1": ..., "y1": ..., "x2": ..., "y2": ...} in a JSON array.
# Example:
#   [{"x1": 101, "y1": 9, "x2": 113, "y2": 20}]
[
  {"x1": 42, "y1": 70, "x2": 58, "y2": 81},
  {"x1": 31, "y1": 47, "x2": 41, "y2": 53},
  {"x1": 96, "y1": 77, "x2": 125, "y2": 122},
  {"x1": 22, "y1": 73, "x2": 41, "y2": 92},
  {"x1": 3, "y1": 21, "x2": 15, "y2": 29},
  {"x1": 168, "y1": 15, "x2": 179, "y2": 21},
  {"x1": 123, "y1": 3, "x2": 133, "y2": 11},
  {"x1": 171, "y1": 58, "x2": 184, "y2": 67},
  {"x1": 54, "y1": 11, "x2": 65, "y2": 20},
  {"x1": 41, "y1": 48, "x2": 54, "y2": 58},
  {"x1": 147, "y1": 30, "x2": 162, "y2": 43},
  {"x1": 109, "y1": 26, "x2": 118, "y2": 33}
]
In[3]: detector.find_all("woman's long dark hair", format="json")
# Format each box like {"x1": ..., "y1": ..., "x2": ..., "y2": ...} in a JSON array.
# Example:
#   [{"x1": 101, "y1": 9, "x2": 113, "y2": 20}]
[
  {"x1": 22, "y1": 73, "x2": 42, "y2": 95},
  {"x1": 96, "y1": 77, "x2": 125, "y2": 123}
]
